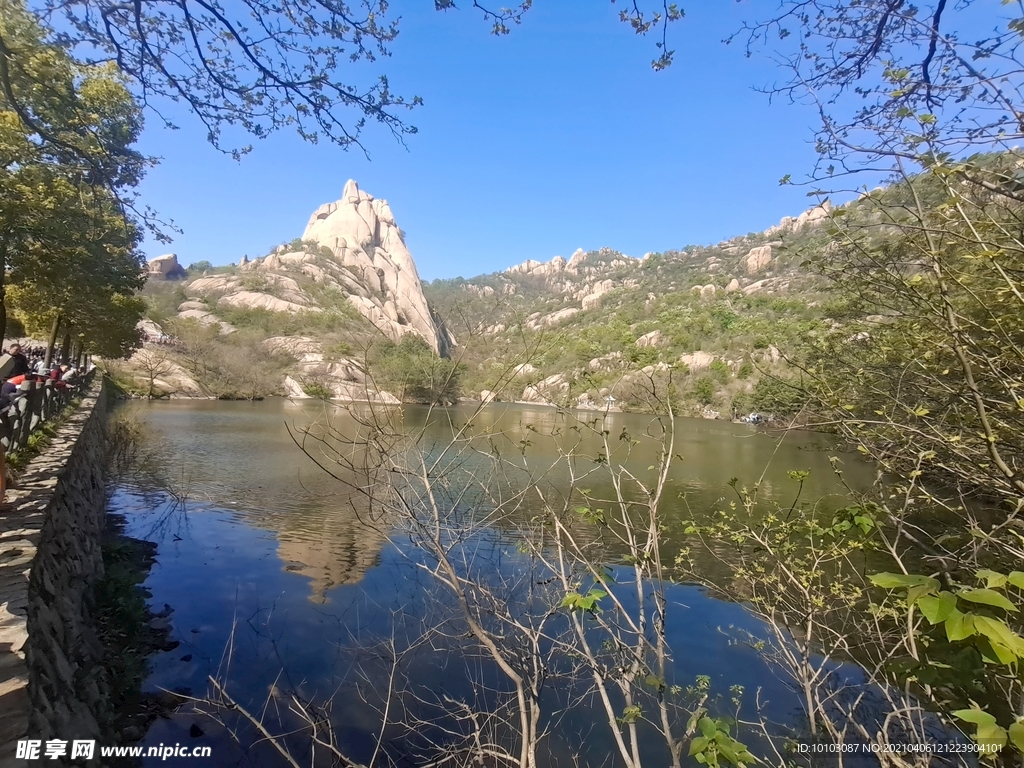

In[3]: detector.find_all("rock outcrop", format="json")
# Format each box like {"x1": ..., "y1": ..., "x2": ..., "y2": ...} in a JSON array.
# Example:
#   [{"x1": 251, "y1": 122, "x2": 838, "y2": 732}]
[
  {"x1": 299, "y1": 180, "x2": 453, "y2": 355},
  {"x1": 521, "y1": 373, "x2": 569, "y2": 405},
  {"x1": 679, "y1": 351, "x2": 715, "y2": 372},
  {"x1": 265, "y1": 336, "x2": 399, "y2": 403},
  {"x1": 504, "y1": 249, "x2": 638, "y2": 283},
  {"x1": 147, "y1": 254, "x2": 186, "y2": 279},
  {"x1": 176, "y1": 307, "x2": 237, "y2": 335},
  {"x1": 589, "y1": 351, "x2": 623, "y2": 371},
  {"x1": 743, "y1": 245, "x2": 773, "y2": 274},
  {"x1": 182, "y1": 181, "x2": 453, "y2": 357},
  {"x1": 283, "y1": 373, "x2": 399, "y2": 404},
  {"x1": 742, "y1": 279, "x2": 769, "y2": 295},
  {"x1": 764, "y1": 201, "x2": 832, "y2": 237},
  {"x1": 635, "y1": 330, "x2": 663, "y2": 348},
  {"x1": 527, "y1": 307, "x2": 580, "y2": 329},
  {"x1": 580, "y1": 279, "x2": 615, "y2": 310},
  {"x1": 136, "y1": 318, "x2": 164, "y2": 338},
  {"x1": 218, "y1": 291, "x2": 318, "y2": 315}
]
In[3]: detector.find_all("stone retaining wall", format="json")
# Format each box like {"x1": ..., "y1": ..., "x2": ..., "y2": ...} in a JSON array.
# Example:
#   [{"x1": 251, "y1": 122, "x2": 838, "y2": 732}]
[{"x1": 0, "y1": 380, "x2": 109, "y2": 767}]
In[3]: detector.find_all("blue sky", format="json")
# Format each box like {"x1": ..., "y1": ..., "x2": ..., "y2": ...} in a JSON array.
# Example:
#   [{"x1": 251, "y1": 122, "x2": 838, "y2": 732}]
[{"x1": 136, "y1": 2, "x2": 826, "y2": 281}]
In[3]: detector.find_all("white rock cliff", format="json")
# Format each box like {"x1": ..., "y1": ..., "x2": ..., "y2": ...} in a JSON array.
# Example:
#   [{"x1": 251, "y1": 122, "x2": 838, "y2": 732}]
[
  {"x1": 301, "y1": 180, "x2": 453, "y2": 355},
  {"x1": 187, "y1": 180, "x2": 454, "y2": 356}
]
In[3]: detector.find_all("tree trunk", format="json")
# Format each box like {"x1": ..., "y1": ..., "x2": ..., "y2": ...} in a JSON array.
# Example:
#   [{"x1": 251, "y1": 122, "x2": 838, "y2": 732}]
[
  {"x1": 0, "y1": 235, "x2": 8, "y2": 346},
  {"x1": 59, "y1": 328, "x2": 71, "y2": 365},
  {"x1": 44, "y1": 315, "x2": 61, "y2": 369}
]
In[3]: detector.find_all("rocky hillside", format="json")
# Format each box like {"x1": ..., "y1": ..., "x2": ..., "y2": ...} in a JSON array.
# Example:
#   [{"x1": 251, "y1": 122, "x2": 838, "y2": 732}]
[
  {"x1": 120, "y1": 182, "x2": 456, "y2": 401},
  {"x1": 423, "y1": 201, "x2": 835, "y2": 415},
  {"x1": 183, "y1": 179, "x2": 452, "y2": 353},
  {"x1": 120, "y1": 183, "x2": 840, "y2": 415}
]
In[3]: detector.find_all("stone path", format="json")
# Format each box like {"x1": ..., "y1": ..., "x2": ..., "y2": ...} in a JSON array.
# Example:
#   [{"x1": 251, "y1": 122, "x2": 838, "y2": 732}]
[{"x1": 0, "y1": 384, "x2": 100, "y2": 768}]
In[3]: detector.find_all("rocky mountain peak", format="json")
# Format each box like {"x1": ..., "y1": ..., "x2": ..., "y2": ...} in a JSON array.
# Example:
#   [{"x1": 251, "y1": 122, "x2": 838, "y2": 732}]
[
  {"x1": 503, "y1": 247, "x2": 638, "y2": 281},
  {"x1": 147, "y1": 253, "x2": 186, "y2": 279},
  {"x1": 300, "y1": 180, "x2": 452, "y2": 354},
  {"x1": 764, "y1": 200, "x2": 832, "y2": 237},
  {"x1": 181, "y1": 181, "x2": 454, "y2": 356},
  {"x1": 566, "y1": 248, "x2": 588, "y2": 270}
]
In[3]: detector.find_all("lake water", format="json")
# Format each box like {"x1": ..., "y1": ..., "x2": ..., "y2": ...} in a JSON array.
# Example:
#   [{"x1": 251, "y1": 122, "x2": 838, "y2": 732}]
[{"x1": 110, "y1": 398, "x2": 877, "y2": 766}]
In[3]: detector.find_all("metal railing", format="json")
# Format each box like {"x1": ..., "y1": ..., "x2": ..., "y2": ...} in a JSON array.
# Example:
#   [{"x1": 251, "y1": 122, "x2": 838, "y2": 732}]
[{"x1": 0, "y1": 370, "x2": 97, "y2": 454}]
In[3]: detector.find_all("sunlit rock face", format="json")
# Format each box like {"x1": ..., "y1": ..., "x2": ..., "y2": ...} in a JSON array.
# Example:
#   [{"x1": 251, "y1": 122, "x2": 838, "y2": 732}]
[
  {"x1": 185, "y1": 180, "x2": 454, "y2": 357},
  {"x1": 147, "y1": 253, "x2": 186, "y2": 279},
  {"x1": 763, "y1": 201, "x2": 832, "y2": 237},
  {"x1": 301, "y1": 180, "x2": 454, "y2": 355}
]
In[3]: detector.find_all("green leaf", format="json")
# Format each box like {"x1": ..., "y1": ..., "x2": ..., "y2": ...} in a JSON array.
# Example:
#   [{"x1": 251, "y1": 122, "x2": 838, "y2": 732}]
[
  {"x1": 699, "y1": 716, "x2": 717, "y2": 738},
  {"x1": 689, "y1": 736, "x2": 709, "y2": 756},
  {"x1": 853, "y1": 515, "x2": 875, "y2": 534},
  {"x1": 718, "y1": 744, "x2": 738, "y2": 764},
  {"x1": 972, "y1": 615, "x2": 1024, "y2": 656},
  {"x1": 644, "y1": 675, "x2": 665, "y2": 689},
  {"x1": 946, "y1": 609, "x2": 977, "y2": 641},
  {"x1": 1007, "y1": 722, "x2": 1024, "y2": 753},
  {"x1": 1007, "y1": 572, "x2": 1024, "y2": 590},
  {"x1": 959, "y1": 588, "x2": 1018, "y2": 612},
  {"x1": 870, "y1": 572, "x2": 939, "y2": 591},
  {"x1": 977, "y1": 570, "x2": 1008, "y2": 589},
  {"x1": 975, "y1": 723, "x2": 1008, "y2": 754},
  {"x1": 907, "y1": 583, "x2": 936, "y2": 606},
  {"x1": 918, "y1": 591, "x2": 957, "y2": 624},
  {"x1": 619, "y1": 704, "x2": 642, "y2": 724},
  {"x1": 953, "y1": 708, "x2": 998, "y2": 727},
  {"x1": 982, "y1": 639, "x2": 1018, "y2": 666}
]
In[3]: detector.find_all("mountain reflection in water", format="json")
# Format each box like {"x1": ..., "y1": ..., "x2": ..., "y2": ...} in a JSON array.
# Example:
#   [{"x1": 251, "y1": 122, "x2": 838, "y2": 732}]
[{"x1": 114, "y1": 398, "x2": 876, "y2": 766}]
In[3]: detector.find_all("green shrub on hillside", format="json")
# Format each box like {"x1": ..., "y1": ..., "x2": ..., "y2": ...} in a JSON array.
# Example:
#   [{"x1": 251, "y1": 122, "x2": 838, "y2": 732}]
[
  {"x1": 369, "y1": 335, "x2": 463, "y2": 405},
  {"x1": 694, "y1": 377, "x2": 715, "y2": 405},
  {"x1": 140, "y1": 282, "x2": 187, "y2": 325},
  {"x1": 302, "y1": 382, "x2": 333, "y2": 400},
  {"x1": 708, "y1": 359, "x2": 730, "y2": 383},
  {"x1": 751, "y1": 375, "x2": 805, "y2": 415}
]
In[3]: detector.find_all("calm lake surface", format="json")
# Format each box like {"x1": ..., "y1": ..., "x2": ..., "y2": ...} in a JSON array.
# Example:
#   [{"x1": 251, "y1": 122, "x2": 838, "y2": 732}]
[{"x1": 111, "y1": 398, "x2": 877, "y2": 766}]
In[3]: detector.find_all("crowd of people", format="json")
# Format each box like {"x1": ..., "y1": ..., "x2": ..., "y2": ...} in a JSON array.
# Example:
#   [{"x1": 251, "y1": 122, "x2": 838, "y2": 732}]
[
  {"x1": 0, "y1": 343, "x2": 82, "y2": 409},
  {"x1": 12, "y1": 344, "x2": 47, "y2": 360},
  {"x1": 0, "y1": 342, "x2": 85, "y2": 506}
]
